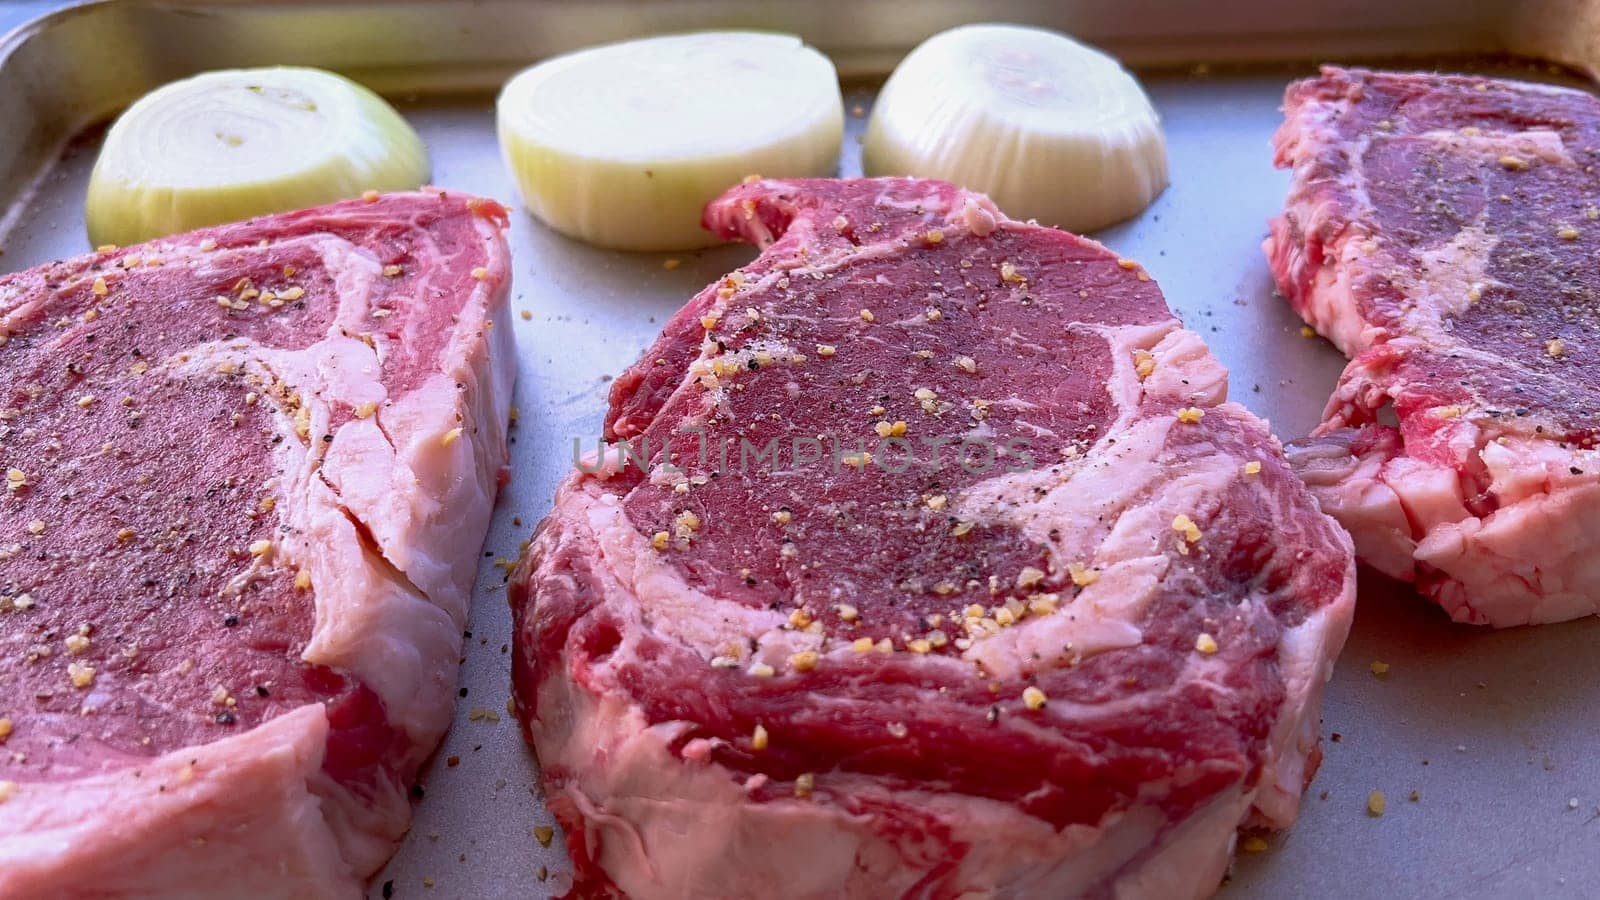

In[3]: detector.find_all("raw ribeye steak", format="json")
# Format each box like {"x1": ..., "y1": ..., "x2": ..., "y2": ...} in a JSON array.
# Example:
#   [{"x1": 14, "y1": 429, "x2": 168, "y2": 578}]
[
  {"x1": 1268, "y1": 66, "x2": 1600, "y2": 626},
  {"x1": 0, "y1": 191, "x2": 513, "y2": 897},
  {"x1": 511, "y1": 177, "x2": 1355, "y2": 898}
]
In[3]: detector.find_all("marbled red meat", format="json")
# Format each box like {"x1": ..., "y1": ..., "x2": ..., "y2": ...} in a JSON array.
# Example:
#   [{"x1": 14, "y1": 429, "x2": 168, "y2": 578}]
[
  {"x1": 1268, "y1": 67, "x2": 1600, "y2": 625},
  {"x1": 513, "y1": 178, "x2": 1355, "y2": 899},
  {"x1": 0, "y1": 191, "x2": 514, "y2": 897}
]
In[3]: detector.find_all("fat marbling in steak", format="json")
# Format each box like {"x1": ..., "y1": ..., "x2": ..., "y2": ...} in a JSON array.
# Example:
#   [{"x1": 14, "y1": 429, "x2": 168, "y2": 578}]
[
  {"x1": 0, "y1": 191, "x2": 513, "y2": 897},
  {"x1": 512, "y1": 177, "x2": 1355, "y2": 899},
  {"x1": 1268, "y1": 66, "x2": 1600, "y2": 626}
]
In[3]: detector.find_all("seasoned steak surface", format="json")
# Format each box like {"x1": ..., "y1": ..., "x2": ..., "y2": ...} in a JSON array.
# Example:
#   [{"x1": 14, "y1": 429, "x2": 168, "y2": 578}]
[
  {"x1": 1269, "y1": 67, "x2": 1600, "y2": 625},
  {"x1": 514, "y1": 178, "x2": 1355, "y2": 899},
  {"x1": 0, "y1": 192, "x2": 513, "y2": 896}
]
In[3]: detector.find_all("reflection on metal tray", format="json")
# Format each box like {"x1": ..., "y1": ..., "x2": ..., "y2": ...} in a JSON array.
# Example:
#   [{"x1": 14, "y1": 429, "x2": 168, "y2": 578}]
[{"x1": 3, "y1": 2, "x2": 1599, "y2": 898}]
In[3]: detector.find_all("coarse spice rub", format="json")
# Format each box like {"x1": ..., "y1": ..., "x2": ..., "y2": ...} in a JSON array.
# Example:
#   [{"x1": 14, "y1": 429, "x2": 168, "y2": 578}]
[
  {"x1": 1268, "y1": 66, "x2": 1600, "y2": 626},
  {"x1": 0, "y1": 190, "x2": 513, "y2": 897},
  {"x1": 512, "y1": 177, "x2": 1355, "y2": 899}
]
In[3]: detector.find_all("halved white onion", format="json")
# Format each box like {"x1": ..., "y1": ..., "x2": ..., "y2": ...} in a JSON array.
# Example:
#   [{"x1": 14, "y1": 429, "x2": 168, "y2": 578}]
[
  {"x1": 863, "y1": 24, "x2": 1167, "y2": 233},
  {"x1": 497, "y1": 32, "x2": 844, "y2": 251},
  {"x1": 86, "y1": 67, "x2": 429, "y2": 246}
]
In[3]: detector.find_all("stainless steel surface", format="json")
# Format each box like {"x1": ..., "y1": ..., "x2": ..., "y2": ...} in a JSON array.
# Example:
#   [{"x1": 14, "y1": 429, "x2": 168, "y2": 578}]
[{"x1": 3, "y1": 3, "x2": 1600, "y2": 898}]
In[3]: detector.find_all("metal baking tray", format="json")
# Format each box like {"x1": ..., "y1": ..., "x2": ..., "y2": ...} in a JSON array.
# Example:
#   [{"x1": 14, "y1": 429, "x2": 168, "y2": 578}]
[{"x1": 4, "y1": 2, "x2": 1600, "y2": 897}]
